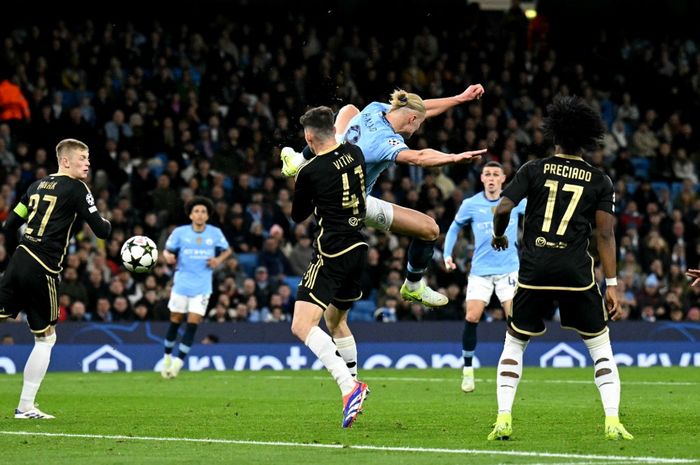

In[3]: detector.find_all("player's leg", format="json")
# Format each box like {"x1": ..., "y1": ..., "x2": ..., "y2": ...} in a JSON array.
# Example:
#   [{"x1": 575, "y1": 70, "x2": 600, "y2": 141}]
[
  {"x1": 365, "y1": 198, "x2": 447, "y2": 307},
  {"x1": 16, "y1": 326, "x2": 56, "y2": 419},
  {"x1": 325, "y1": 257, "x2": 365, "y2": 379},
  {"x1": 325, "y1": 305, "x2": 358, "y2": 378},
  {"x1": 292, "y1": 300, "x2": 366, "y2": 427},
  {"x1": 292, "y1": 300, "x2": 354, "y2": 391},
  {"x1": 281, "y1": 104, "x2": 359, "y2": 176},
  {"x1": 488, "y1": 287, "x2": 545, "y2": 440},
  {"x1": 170, "y1": 295, "x2": 209, "y2": 378},
  {"x1": 559, "y1": 289, "x2": 633, "y2": 440},
  {"x1": 16, "y1": 266, "x2": 59, "y2": 419},
  {"x1": 162, "y1": 293, "x2": 186, "y2": 378},
  {"x1": 295, "y1": 249, "x2": 368, "y2": 427},
  {"x1": 462, "y1": 297, "x2": 487, "y2": 392}
]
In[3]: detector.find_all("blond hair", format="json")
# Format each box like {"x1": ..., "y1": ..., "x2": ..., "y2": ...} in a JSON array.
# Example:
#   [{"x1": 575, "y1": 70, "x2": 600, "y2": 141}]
[
  {"x1": 56, "y1": 138, "x2": 89, "y2": 163},
  {"x1": 389, "y1": 89, "x2": 425, "y2": 114}
]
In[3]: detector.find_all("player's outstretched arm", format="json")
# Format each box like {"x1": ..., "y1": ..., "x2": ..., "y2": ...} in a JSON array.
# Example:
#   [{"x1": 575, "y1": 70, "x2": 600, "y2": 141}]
[
  {"x1": 686, "y1": 269, "x2": 700, "y2": 287},
  {"x1": 395, "y1": 148, "x2": 486, "y2": 168},
  {"x1": 424, "y1": 84, "x2": 485, "y2": 119}
]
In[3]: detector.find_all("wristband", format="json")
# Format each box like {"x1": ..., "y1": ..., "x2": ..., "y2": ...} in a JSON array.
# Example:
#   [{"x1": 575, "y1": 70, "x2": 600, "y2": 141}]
[
  {"x1": 492, "y1": 233, "x2": 505, "y2": 240},
  {"x1": 605, "y1": 277, "x2": 618, "y2": 286}
]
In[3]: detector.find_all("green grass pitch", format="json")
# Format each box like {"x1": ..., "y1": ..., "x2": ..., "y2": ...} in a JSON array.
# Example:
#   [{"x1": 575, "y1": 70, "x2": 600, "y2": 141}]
[{"x1": 0, "y1": 367, "x2": 697, "y2": 465}]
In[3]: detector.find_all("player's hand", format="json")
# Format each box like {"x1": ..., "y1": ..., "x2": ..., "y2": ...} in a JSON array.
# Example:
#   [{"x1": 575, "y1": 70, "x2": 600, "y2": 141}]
[
  {"x1": 456, "y1": 84, "x2": 485, "y2": 103},
  {"x1": 208, "y1": 257, "x2": 221, "y2": 269},
  {"x1": 453, "y1": 149, "x2": 487, "y2": 163},
  {"x1": 491, "y1": 234, "x2": 509, "y2": 251},
  {"x1": 163, "y1": 251, "x2": 177, "y2": 265},
  {"x1": 444, "y1": 256, "x2": 456, "y2": 272},
  {"x1": 605, "y1": 285, "x2": 621, "y2": 320},
  {"x1": 686, "y1": 269, "x2": 700, "y2": 287}
]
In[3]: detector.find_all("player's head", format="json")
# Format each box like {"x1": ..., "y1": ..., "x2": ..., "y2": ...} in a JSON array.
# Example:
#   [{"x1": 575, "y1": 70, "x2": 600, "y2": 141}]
[
  {"x1": 55, "y1": 138, "x2": 90, "y2": 180},
  {"x1": 480, "y1": 161, "x2": 506, "y2": 195},
  {"x1": 300, "y1": 106, "x2": 335, "y2": 151},
  {"x1": 388, "y1": 89, "x2": 426, "y2": 138},
  {"x1": 542, "y1": 95, "x2": 605, "y2": 154},
  {"x1": 186, "y1": 196, "x2": 214, "y2": 227}
]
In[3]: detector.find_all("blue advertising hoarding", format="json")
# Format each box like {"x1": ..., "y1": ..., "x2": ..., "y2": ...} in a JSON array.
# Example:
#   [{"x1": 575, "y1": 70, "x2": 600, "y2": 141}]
[{"x1": 0, "y1": 321, "x2": 698, "y2": 373}]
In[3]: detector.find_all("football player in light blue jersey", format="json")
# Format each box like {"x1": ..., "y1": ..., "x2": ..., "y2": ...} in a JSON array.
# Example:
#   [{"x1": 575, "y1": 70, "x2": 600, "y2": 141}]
[
  {"x1": 444, "y1": 162, "x2": 526, "y2": 393},
  {"x1": 160, "y1": 196, "x2": 231, "y2": 378},
  {"x1": 281, "y1": 86, "x2": 486, "y2": 310}
]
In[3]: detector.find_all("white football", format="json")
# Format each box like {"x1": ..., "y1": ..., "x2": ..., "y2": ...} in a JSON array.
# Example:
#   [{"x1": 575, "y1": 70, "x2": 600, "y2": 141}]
[{"x1": 121, "y1": 235, "x2": 158, "y2": 273}]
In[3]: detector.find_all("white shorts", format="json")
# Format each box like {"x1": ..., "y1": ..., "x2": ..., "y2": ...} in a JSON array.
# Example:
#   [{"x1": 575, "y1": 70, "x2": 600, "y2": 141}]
[
  {"x1": 466, "y1": 271, "x2": 518, "y2": 304},
  {"x1": 168, "y1": 292, "x2": 211, "y2": 317},
  {"x1": 364, "y1": 196, "x2": 394, "y2": 231}
]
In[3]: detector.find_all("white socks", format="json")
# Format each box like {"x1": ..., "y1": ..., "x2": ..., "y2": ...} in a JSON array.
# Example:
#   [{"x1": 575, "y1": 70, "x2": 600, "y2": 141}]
[
  {"x1": 305, "y1": 327, "x2": 355, "y2": 395},
  {"x1": 334, "y1": 335, "x2": 358, "y2": 378},
  {"x1": 19, "y1": 332, "x2": 56, "y2": 412},
  {"x1": 584, "y1": 329, "x2": 621, "y2": 417},
  {"x1": 403, "y1": 278, "x2": 422, "y2": 291},
  {"x1": 496, "y1": 332, "x2": 528, "y2": 414}
]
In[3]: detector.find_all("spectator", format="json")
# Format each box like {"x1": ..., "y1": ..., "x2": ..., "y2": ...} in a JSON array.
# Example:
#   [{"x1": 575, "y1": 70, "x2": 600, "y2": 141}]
[{"x1": 288, "y1": 233, "x2": 313, "y2": 276}]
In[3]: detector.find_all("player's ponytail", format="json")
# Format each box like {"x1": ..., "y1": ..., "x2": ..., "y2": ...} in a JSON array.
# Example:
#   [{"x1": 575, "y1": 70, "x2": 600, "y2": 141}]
[{"x1": 389, "y1": 89, "x2": 426, "y2": 114}]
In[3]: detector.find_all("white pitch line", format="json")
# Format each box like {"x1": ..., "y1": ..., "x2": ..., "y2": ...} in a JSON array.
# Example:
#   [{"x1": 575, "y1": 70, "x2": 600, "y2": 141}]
[
  {"x1": 259, "y1": 375, "x2": 698, "y2": 387},
  {"x1": 0, "y1": 431, "x2": 695, "y2": 464}
]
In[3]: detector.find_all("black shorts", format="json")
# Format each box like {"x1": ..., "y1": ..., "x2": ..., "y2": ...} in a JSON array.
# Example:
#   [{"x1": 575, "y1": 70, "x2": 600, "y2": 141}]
[
  {"x1": 296, "y1": 246, "x2": 367, "y2": 311},
  {"x1": 509, "y1": 285, "x2": 608, "y2": 337},
  {"x1": 0, "y1": 247, "x2": 60, "y2": 333}
]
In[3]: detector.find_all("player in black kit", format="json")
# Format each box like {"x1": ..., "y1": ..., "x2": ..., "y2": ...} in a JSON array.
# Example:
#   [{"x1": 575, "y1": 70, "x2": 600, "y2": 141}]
[
  {"x1": 289, "y1": 106, "x2": 369, "y2": 428},
  {"x1": 0, "y1": 138, "x2": 111, "y2": 419},
  {"x1": 487, "y1": 96, "x2": 633, "y2": 441}
]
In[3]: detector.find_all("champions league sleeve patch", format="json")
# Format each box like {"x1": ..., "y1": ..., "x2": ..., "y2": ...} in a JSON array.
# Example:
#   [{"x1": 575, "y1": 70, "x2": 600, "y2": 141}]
[
  {"x1": 388, "y1": 139, "x2": 402, "y2": 147},
  {"x1": 86, "y1": 192, "x2": 97, "y2": 212}
]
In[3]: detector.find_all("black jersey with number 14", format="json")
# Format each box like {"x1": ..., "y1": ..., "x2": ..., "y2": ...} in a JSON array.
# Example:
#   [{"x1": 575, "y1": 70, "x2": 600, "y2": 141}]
[
  {"x1": 501, "y1": 154, "x2": 614, "y2": 290},
  {"x1": 292, "y1": 143, "x2": 367, "y2": 257}
]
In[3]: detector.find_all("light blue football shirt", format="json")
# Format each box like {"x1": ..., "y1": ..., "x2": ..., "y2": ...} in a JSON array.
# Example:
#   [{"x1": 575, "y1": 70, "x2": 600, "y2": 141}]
[
  {"x1": 341, "y1": 102, "x2": 410, "y2": 193},
  {"x1": 444, "y1": 193, "x2": 527, "y2": 276},
  {"x1": 165, "y1": 224, "x2": 229, "y2": 296}
]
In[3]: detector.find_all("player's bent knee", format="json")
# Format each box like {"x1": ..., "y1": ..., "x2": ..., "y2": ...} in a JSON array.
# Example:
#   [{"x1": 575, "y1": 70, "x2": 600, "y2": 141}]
[
  {"x1": 466, "y1": 313, "x2": 481, "y2": 324},
  {"x1": 420, "y1": 218, "x2": 439, "y2": 241}
]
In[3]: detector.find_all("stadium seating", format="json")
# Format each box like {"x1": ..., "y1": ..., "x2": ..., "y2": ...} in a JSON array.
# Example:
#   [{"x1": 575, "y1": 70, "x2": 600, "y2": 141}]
[
  {"x1": 283, "y1": 275, "x2": 302, "y2": 298},
  {"x1": 630, "y1": 157, "x2": 650, "y2": 180},
  {"x1": 348, "y1": 300, "x2": 377, "y2": 322},
  {"x1": 651, "y1": 181, "x2": 670, "y2": 198},
  {"x1": 237, "y1": 253, "x2": 258, "y2": 277}
]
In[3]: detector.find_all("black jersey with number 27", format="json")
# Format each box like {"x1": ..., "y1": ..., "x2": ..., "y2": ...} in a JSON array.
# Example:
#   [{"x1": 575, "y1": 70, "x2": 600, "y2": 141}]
[
  {"x1": 501, "y1": 154, "x2": 614, "y2": 290},
  {"x1": 16, "y1": 174, "x2": 111, "y2": 273}
]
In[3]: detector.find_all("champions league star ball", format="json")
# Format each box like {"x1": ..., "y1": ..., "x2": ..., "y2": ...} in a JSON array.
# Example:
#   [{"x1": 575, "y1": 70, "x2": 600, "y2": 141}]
[{"x1": 121, "y1": 235, "x2": 158, "y2": 273}]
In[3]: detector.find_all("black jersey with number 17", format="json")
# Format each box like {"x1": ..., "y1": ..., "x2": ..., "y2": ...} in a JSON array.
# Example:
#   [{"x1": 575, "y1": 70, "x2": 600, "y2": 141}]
[
  {"x1": 501, "y1": 154, "x2": 614, "y2": 290},
  {"x1": 291, "y1": 143, "x2": 367, "y2": 257}
]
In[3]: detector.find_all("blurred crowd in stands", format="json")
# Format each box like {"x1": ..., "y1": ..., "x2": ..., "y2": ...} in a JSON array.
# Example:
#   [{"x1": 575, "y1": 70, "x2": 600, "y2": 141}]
[{"x1": 0, "y1": 3, "x2": 699, "y2": 324}]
